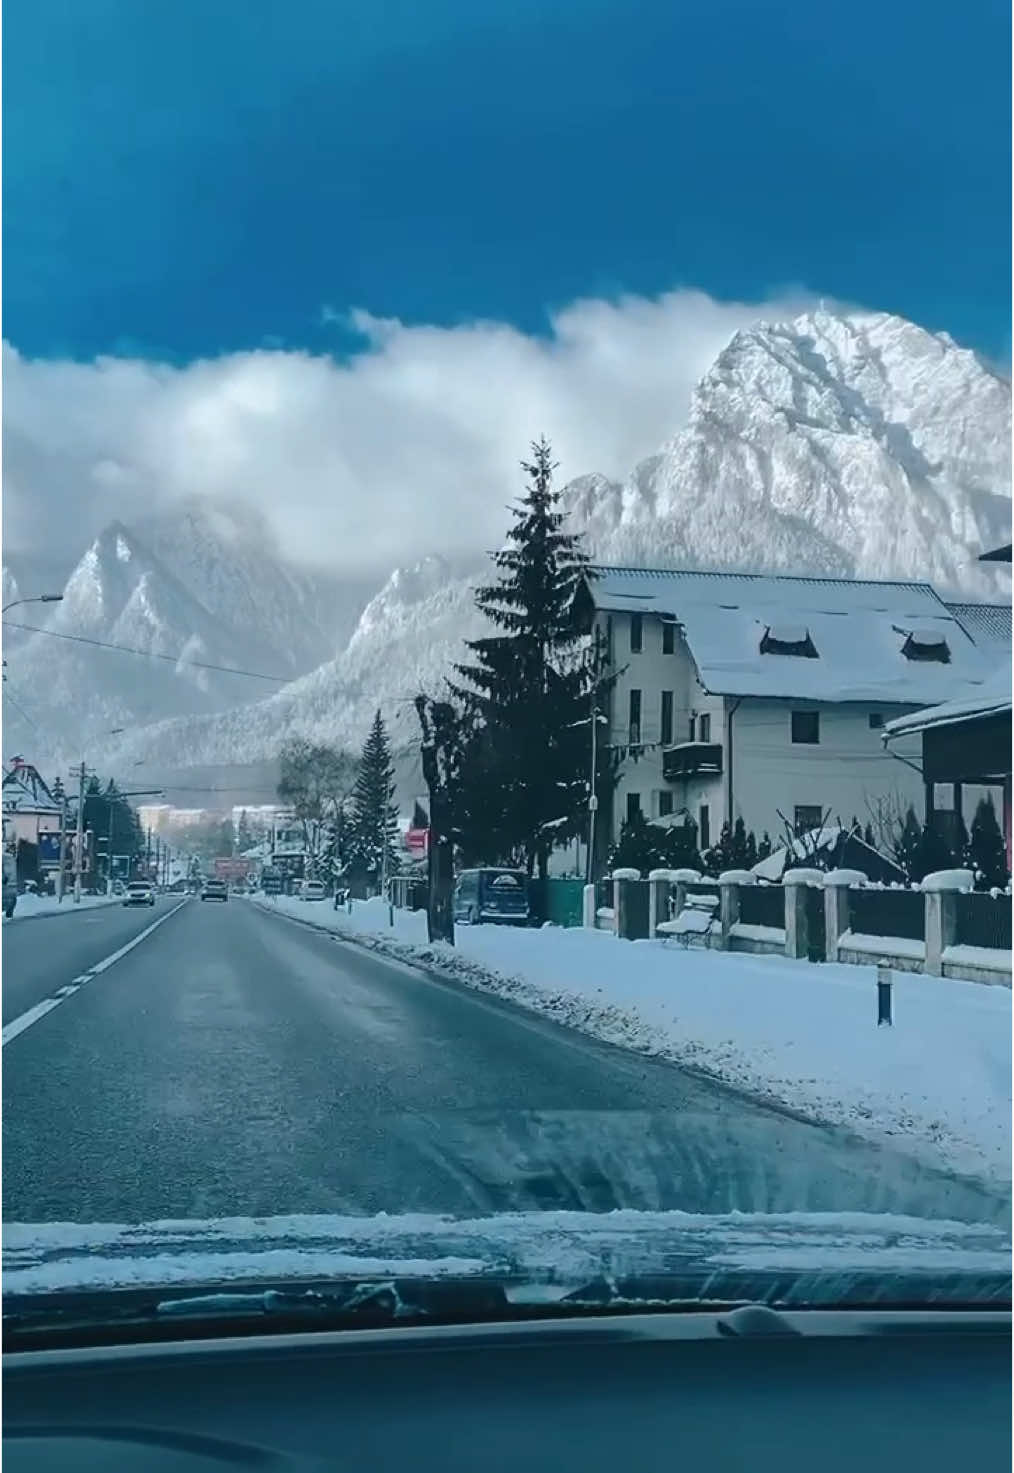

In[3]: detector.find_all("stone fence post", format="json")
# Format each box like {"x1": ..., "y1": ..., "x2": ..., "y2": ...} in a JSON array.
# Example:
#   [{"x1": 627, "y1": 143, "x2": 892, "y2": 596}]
[
  {"x1": 669, "y1": 868, "x2": 703, "y2": 921},
  {"x1": 612, "y1": 867, "x2": 641, "y2": 940},
  {"x1": 582, "y1": 882, "x2": 597, "y2": 930},
  {"x1": 921, "y1": 868, "x2": 974, "y2": 976},
  {"x1": 647, "y1": 869, "x2": 677, "y2": 939},
  {"x1": 717, "y1": 869, "x2": 756, "y2": 950},
  {"x1": 822, "y1": 869, "x2": 868, "y2": 963},
  {"x1": 783, "y1": 868, "x2": 825, "y2": 960}
]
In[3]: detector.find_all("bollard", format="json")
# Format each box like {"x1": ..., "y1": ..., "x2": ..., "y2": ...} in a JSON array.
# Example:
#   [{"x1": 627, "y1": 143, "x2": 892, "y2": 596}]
[{"x1": 877, "y1": 961, "x2": 893, "y2": 1026}]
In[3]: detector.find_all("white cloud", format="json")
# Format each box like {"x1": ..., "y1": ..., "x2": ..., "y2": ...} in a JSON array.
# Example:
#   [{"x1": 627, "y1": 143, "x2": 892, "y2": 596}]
[{"x1": 2, "y1": 286, "x2": 816, "y2": 575}]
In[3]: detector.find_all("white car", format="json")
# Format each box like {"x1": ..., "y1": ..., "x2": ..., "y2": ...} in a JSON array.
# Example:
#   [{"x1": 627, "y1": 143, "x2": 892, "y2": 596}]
[
  {"x1": 123, "y1": 882, "x2": 155, "y2": 908},
  {"x1": 300, "y1": 880, "x2": 327, "y2": 901}
]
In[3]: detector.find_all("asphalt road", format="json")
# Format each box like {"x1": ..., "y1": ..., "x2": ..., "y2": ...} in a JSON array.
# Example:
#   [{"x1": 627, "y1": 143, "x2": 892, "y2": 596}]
[{"x1": 2, "y1": 897, "x2": 1007, "y2": 1226}]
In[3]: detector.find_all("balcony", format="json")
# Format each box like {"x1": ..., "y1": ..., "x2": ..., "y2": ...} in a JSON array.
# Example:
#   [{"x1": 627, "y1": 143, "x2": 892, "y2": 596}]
[{"x1": 662, "y1": 741, "x2": 723, "y2": 782}]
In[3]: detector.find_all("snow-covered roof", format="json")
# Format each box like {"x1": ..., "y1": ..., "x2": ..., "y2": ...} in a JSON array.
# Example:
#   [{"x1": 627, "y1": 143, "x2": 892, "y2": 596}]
[
  {"x1": 581, "y1": 566, "x2": 993, "y2": 705},
  {"x1": 1, "y1": 762, "x2": 60, "y2": 814},
  {"x1": 883, "y1": 667, "x2": 1012, "y2": 739},
  {"x1": 944, "y1": 601, "x2": 1011, "y2": 651}
]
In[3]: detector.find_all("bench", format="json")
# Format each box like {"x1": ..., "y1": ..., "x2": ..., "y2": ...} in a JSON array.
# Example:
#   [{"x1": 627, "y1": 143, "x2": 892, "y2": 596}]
[{"x1": 656, "y1": 892, "x2": 719, "y2": 948}]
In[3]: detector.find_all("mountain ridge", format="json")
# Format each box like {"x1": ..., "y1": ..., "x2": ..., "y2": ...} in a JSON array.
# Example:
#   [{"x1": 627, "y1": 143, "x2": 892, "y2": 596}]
[{"x1": 5, "y1": 307, "x2": 1010, "y2": 782}]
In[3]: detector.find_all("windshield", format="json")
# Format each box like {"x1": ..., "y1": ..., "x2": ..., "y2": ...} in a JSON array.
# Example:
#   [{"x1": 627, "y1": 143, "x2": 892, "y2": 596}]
[{"x1": 1, "y1": 0, "x2": 1010, "y2": 1332}]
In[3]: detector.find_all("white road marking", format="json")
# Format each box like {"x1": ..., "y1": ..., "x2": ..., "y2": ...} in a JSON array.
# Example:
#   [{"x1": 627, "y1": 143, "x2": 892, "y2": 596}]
[{"x1": 2, "y1": 900, "x2": 189, "y2": 1047}]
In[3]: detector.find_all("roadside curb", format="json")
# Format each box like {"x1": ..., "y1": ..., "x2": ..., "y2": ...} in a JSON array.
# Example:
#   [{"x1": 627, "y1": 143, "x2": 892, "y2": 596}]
[{"x1": 2, "y1": 900, "x2": 124, "y2": 926}]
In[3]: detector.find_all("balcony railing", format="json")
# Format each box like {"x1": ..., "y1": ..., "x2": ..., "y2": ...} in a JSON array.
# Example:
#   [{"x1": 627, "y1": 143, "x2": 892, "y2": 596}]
[{"x1": 662, "y1": 741, "x2": 723, "y2": 781}]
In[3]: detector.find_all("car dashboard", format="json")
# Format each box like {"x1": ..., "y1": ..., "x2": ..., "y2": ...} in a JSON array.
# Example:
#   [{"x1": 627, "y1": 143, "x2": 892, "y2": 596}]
[{"x1": 3, "y1": 1305, "x2": 1010, "y2": 1472}]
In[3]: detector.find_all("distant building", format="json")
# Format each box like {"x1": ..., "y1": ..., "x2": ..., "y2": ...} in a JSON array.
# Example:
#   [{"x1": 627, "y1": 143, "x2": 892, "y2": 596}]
[{"x1": 573, "y1": 566, "x2": 1004, "y2": 860}]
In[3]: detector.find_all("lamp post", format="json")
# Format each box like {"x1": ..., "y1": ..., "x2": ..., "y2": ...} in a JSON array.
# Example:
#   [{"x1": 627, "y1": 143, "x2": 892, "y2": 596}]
[{"x1": 2, "y1": 593, "x2": 64, "y2": 615}]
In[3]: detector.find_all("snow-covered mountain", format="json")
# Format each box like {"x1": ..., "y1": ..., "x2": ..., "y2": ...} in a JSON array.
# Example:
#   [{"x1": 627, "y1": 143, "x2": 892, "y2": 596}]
[
  {"x1": 7, "y1": 308, "x2": 1010, "y2": 783},
  {"x1": 1, "y1": 502, "x2": 366, "y2": 760}
]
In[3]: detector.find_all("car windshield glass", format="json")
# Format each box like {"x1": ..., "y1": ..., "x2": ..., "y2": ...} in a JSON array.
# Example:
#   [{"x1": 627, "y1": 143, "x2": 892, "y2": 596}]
[{"x1": 1, "y1": 0, "x2": 1009, "y2": 1338}]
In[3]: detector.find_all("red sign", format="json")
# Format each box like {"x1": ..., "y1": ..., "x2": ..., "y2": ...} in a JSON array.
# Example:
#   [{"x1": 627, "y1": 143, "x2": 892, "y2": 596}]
[
  {"x1": 215, "y1": 857, "x2": 250, "y2": 881},
  {"x1": 405, "y1": 827, "x2": 429, "y2": 858}
]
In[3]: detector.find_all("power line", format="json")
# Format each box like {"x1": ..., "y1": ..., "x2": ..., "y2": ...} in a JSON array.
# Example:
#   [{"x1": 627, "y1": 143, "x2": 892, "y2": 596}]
[
  {"x1": 2, "y1": 622, "x2": 289, "y2": 684},
  {"x1": 2, "y1": 689, "x2": 43, "y2": 738}
]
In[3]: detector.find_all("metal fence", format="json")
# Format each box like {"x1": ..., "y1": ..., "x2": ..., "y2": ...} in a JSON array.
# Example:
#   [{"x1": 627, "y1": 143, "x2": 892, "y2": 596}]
[
  {"x1": 955, "y1": 892, "x2": 1012, "y2": 951},
  {"x1": 738, "y1": 885, "x2": 785, "y2": 930},
  {"x1": 544, "y1": 878, "x2": 585, "y2": 928},
  {"x1": 849, "y1": 887, "x2": 925, "y2": 942}
]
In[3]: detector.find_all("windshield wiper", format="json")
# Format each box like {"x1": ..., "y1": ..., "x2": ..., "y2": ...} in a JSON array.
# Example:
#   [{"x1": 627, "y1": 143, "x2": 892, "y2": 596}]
[{"x1": 5, "y1": 1266, "x2": 1010, "y2": 1353}]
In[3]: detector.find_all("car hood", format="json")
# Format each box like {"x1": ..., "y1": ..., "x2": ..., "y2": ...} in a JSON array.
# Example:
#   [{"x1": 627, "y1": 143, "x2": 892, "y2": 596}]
[{"x1": 4, "y1": 1209, "x2": 1010, "y2": 1304}]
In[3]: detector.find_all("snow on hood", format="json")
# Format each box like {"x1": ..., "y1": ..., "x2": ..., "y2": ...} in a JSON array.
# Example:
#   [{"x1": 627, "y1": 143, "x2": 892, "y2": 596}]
[{"x1": 4, "y1": 1209, "x2": 1010, "y2": 1298}]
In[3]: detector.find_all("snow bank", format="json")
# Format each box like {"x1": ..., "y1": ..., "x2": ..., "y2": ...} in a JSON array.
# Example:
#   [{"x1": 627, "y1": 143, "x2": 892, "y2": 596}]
[
  {"x1": 3, "y1": 893, "x2": 122, "y2": 923},
  {"x1": 251, "y1": 896, "x2": 1012, "y2": 1187}
]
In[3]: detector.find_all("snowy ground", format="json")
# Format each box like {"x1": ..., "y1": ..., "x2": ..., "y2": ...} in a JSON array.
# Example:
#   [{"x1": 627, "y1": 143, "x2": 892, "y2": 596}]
[
  {"x1": 252, "y1": 895, "x2": 1012, "y2": 1188},
  {"x1": 3, "y1": 893, "x2": 122, "y2": 923}
]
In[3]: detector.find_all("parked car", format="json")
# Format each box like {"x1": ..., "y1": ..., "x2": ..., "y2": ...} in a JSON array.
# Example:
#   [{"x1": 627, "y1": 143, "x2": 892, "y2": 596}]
[
  {"x1": 201, "y1": 879, "x2": 229, "y2": 902},
  {"x1": 123, "y1": 881, "x2": 155, "y2": 908},
  {"x1": 452, "y1": 868, "x2": 529, "y2": 926},
  {"x1": 300, "y1": 879, "x2": 327, "y2": 901}
]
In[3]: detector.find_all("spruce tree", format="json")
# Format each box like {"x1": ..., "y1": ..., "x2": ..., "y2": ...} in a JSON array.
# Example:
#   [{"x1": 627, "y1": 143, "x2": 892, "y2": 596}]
[
  {"x1": 451, "y1": 437, "x2": 609, "y2": 877},
  {"x1": 743, "y1": 827, "x2": 758, "y2": 870},
  {"x1": 896, "y1": 806, "x2": 923, "y2": 881},
  {"x1": 347, "y1": 710, "x2": 398, "y2": 894},
  {"x1": 968, "y1": 797, "x2": 1008, "y2": 890},
  {"x1": 237, "y1": 809, "x2": 252, "y2": 853},
  {"x1": 757, "y1": 831, "x2": 773, "y2": 862}
]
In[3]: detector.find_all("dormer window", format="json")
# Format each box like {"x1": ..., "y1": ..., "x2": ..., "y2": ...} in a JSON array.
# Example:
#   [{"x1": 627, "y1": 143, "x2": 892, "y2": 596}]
[
  {"x1": 900, "y1": 629, "x2": 950, "y2": 663},
  {"x1": 759, "y1": 624, "x2": 819, "y2": 658}
]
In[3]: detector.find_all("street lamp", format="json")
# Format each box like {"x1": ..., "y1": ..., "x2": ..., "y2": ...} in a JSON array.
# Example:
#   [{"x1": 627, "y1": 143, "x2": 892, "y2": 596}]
[{"x1": 2, "y1": 593, "x2": 64, "y2": 615}]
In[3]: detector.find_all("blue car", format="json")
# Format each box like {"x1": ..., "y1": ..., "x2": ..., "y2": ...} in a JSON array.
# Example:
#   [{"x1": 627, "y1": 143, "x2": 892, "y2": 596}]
[{"x1": 452, "y1": 868, "x2": 529, "y2": 926}]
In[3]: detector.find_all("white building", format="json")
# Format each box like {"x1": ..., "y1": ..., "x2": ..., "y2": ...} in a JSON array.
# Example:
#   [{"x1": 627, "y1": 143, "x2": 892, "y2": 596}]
[{"x1": 573, "y1": 567, "x2": 1005, "y2": 854}]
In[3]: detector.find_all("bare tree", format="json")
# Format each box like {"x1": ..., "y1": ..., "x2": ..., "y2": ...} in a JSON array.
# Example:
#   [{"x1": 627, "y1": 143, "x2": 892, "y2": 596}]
[{"x1": 863, "y1": 789, "x2": 911, "y2": 866}]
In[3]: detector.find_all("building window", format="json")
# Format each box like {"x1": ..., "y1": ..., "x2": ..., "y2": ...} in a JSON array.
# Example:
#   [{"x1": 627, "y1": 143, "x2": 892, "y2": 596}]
[
  {"x1": 791, "y1": 710, "x2": 820, "y2": 744},
  {"x1": 630, "y1": 613, "x2": 643, "y2": 653},
  {"x1": 868, "y1": 712, "x2": 884, "y2": 729},
  {"x1": 626, "y1": 792, "x2": 642, "y2": 823},
  {"x1": 660, "y1": 690, "x2": 674, "y2": 746},
  {"x1": 628, "y1": 688, "x2": 641, "y2": 744},
  {"x1": 794, "y1": 804, "x2": 823, "y2": 835},
  {"x1": 658, "y1": 791, "x2": 674, "y2": 817},
  {"x1": 698, "y1": 804, "x2": 710, "y2": 850},
  {"x1": 662, "y1": 622, "x2": 675, "y2": 654},
  {"x1": 759, "y1": 624, "x2": 819, "y2": 658},
  {"x1": 698, "y1": 712, "x2": 711, "y2": 743},
  {"x1": 688, "y1": 713, "x2": 696, "y2": 742},
  {"x1": 900, "y1": 630, "x2": 950, "y2": 663}
]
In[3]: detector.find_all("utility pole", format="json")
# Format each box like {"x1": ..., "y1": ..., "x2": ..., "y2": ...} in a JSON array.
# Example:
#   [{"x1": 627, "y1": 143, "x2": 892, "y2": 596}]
[
  {"x1": 56, "y1": 790, "x2": 68, "y2": 903},
  {"x1": 72, "y1": 761, "x2": 87, "y2": 903}
]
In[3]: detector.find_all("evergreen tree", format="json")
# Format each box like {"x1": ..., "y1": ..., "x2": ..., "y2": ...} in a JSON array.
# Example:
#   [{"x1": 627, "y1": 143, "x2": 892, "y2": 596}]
[
  {"x1": 743, "y1": 827, "x2": 758, "y2": 870},
  {"x1": 451, "y1": 438, "x2": 612, "y2": 878},
  {"x1": 346, "y1": 710, "x2": 398, "y2": 893},
  {"x1": 863, "y1": 822, "x2": 876, "y2": 848},
  {"x1": 237, "y1": 809, "x2": 252, "y2": 853},
  {"x1": 757, "y1": 831, "x2": 773, "y2": 863},
  {"x1": 913, "y1": 820, "x2": 954, "y2": 882},
  {"x1": 729, "y1": 816, "x2": 751, "y2": 868},
  {"x1": 896, "y1": 806, "x2": 923, "y2": 881},
  {"x1": 607, "y1": 811, "x2": 701, "y2": 875},
  {"x1": 703, "y1": 820, "x2": 735, "y2": 876},
  {"x1": 968, "y1": 797, "x2": 1008, "y2": 890}
]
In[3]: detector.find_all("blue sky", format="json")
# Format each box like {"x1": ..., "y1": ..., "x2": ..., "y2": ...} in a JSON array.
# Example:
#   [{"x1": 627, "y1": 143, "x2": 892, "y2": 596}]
[{"x1": 4, "y1": 0, "x2": 1010, "y2": 363}]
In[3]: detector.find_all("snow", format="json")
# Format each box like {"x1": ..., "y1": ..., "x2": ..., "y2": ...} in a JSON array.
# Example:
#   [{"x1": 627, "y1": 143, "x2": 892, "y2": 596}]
[
  {"x1": 838, "y1": 931, "x2": 926, "y2": 962},
  {"x1": 65, "y1": 306, "x2": 1010, "y2": 778},
  {"x1": 884, "y1": 665, "x2": 1012, "y2": 738},
  {"x1": 251, "y1": 896, "x2": 1011, "y2": 1186},
  {"x1": 584, "y1": 566, "x2": 992, "y2": 705},
  {"x1": 3, "y1": 893, "x2": 122, "y2": 923},
  {"x1": 5, "y1": 1209, "x2": 1009, "y2": 1298},
  {"x1": 942, "y1": 945, "x2": 1013, "y2": 974},
  {"x1": 920, "y1": 869, "x2": 974, "y2": 893},
  {"x1": 729, "y1": 922, "x2": 785, "y2": 944}
]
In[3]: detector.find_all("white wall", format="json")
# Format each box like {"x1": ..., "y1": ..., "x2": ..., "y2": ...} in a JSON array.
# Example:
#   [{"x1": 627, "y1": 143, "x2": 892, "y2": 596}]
[
  {"x1": 727, "y1": 699, "x2": 926, "y2": 841},
  {"x1": 596, "y1": 608, "x2": 954, "y2": 850}
]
